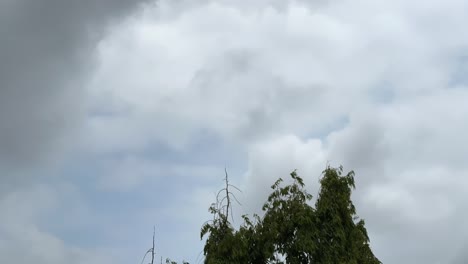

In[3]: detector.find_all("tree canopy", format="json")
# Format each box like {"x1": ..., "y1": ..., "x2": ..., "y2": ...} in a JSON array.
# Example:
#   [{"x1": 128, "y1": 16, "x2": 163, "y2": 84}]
[
  {"x1": 200, "y1": 166, "x2": 381, "y2": 264},
  {"x1": 152, "y1": 166, "x2": 381, "y2": 264}
]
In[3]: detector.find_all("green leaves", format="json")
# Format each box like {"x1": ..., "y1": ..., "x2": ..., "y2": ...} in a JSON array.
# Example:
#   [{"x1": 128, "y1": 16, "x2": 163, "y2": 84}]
[
  {"x1": 260, "y1": 169, "x2": 317, "y2": 264},
  {"x1": 314, "y1": 166, "x2": 380, "y2": 264},
  {"x1": 200, "y1": 166, "x2": 381, "y2": 264}
]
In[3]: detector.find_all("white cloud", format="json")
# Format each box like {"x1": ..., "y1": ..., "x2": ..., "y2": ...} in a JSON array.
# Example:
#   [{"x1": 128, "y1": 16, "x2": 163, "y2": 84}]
[
  {"x1": 239, "y1": 88, "x2": 468, "y2": 263},
  {"x1": 86, "y1": 1, "x2": 372, "y2": 152},
  {"x1": 240, "y1": 135, "x2": 326, "y2": 214},
  {"x1": 2, "y1": 0, "x2": 466, "y2": 263}
]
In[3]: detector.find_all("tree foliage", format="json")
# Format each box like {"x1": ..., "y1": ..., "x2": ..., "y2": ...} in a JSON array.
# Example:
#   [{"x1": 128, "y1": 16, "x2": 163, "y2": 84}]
[
  {"x1": 313, "y1": 166, "x2": 381, "y2": 264},
  {"x1": 200, "y1": 166, "x2": 381, "y2": 264}
]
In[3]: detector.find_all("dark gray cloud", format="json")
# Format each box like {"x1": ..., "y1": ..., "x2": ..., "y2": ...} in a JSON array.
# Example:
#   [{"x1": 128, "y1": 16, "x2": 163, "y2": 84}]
[{"x1": 0, "y1": 0, "x2": 149, "y2": 179}]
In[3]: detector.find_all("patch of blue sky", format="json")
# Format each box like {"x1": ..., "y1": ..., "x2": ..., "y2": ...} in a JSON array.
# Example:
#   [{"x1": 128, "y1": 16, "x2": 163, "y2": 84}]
[
  {"x1": 306, "y1": 115, "x2": 350, "y2": 141},
  {"x1": 448, "y1": 55, "x2": 468, "y2": 88},
  {"x1": 144, "y1": 128, "x2": 246, "y2": 168},
  {"x1": 42, "y1": 162, "x2": 205, "y2": 250},
  {"x1": 43, "y1": 127, "x2": 247, "y2": 249},
  {"x1": 136, "y1": 127, "x2": 248, "y2": 184}
]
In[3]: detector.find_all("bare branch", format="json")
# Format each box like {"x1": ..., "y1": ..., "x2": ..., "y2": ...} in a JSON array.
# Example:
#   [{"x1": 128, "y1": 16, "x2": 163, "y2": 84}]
[
  {"x1": 228, "y1": 191, "x2": 242, "y2": 206},
  {"x1": 151, "y1": 226, "x2": 155, "y2": 264},
  {"x1": 216, "y1": 188, "x2": 227, "y2": 201},
  {"x1": 228, "y1": 184, "x2": 242, "y2": 193},
  {"x1": 140, "y1": 248, "x2": 152, "y2": 264}
]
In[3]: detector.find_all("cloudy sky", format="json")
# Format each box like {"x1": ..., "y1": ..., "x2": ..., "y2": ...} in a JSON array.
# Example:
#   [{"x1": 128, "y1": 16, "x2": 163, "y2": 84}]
[{"x1": 2, "y1": 0, "x2": 468, "y2": 263}]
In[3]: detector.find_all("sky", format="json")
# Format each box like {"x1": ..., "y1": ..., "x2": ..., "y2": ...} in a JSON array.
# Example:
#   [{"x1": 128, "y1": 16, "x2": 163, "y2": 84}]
[{"x1": 1, "y1": 0, "x2": 468, "y2": 263}]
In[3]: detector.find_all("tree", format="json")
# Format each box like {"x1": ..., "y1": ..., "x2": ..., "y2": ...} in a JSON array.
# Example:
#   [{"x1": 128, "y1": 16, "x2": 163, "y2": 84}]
[
  {"x1": 160, "y1": 165, "x2": 381, "y2": 263},
  {"x1": 200, "y1": 169, "x2": 242, "y2": 264},
  {"x1": 314, "y1": 166, "x2": 380, "y2": 264},
  {"x1": 260, "y1": 171, "x2": 317, "y2": 264}
]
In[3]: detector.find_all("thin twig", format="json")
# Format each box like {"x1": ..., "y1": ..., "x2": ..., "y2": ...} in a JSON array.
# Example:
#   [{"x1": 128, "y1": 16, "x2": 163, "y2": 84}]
[
  {"x1": 140, "y1": 248, "x2": 152, "y2": 264},
  {"x1": 151, "y1": 226, "x2": 155, "y2": 264}
]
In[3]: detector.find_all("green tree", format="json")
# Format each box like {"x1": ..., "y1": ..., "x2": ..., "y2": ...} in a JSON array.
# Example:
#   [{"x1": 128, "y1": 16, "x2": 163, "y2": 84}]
[
  {"x1": 260, "y1": 171, "x2": 317, "y2": 264},
  {"x1": 314, "y1": 166, "x2": 381, "y2": 264},
  {"x1": 199, "y1": 165, "x2": 381, "y2": 264},
  {"x1": 235, "y1": 211, "x2": 277, "y2": 263}
]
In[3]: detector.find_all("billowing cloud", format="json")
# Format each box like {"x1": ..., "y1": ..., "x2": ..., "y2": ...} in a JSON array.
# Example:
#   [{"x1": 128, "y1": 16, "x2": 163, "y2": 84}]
[
  {"x1": 85, "y1": 1, "x2": 468, "y2": 263},
  {"x1": 3, "y1": 0, "x2": 468, "y2": 263}
]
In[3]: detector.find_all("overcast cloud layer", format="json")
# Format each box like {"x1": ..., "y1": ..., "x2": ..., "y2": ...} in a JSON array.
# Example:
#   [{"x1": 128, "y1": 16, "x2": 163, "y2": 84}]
[{"x1": 1, "y1": 0, "x2": 468, "y2": 263}]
